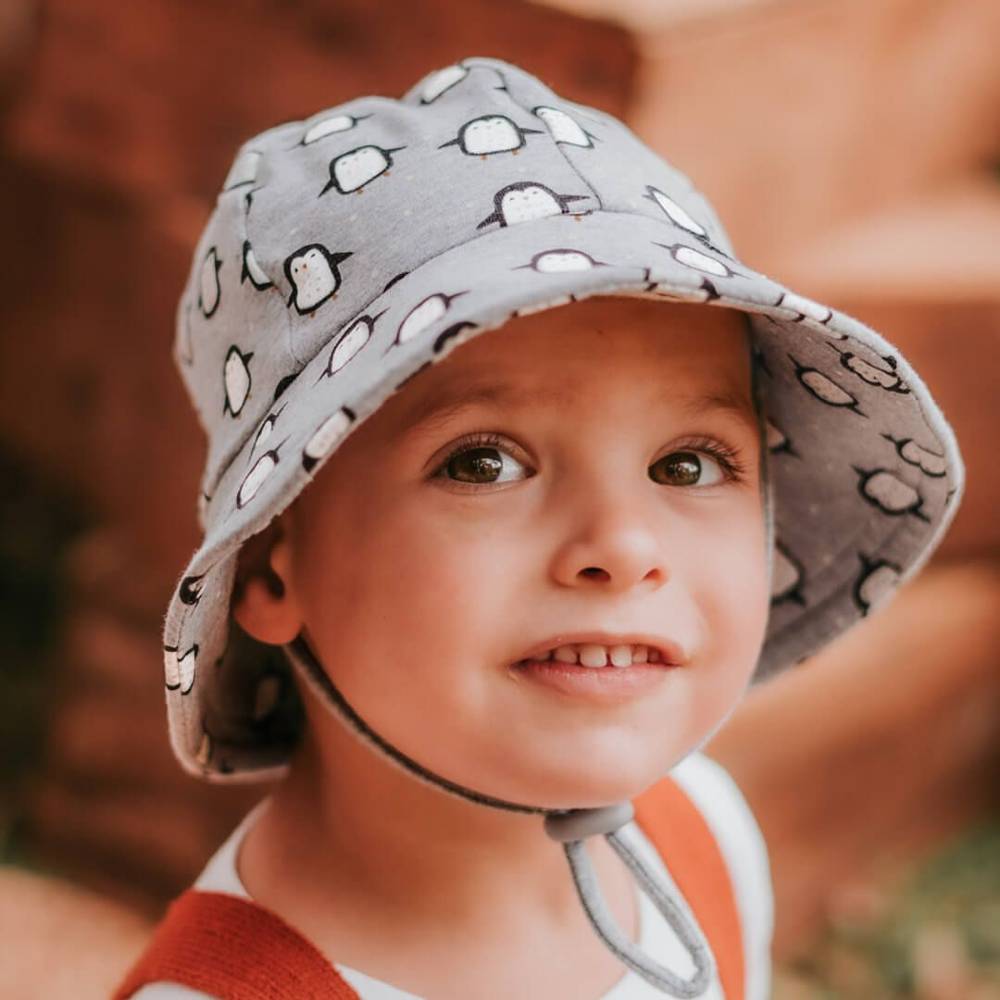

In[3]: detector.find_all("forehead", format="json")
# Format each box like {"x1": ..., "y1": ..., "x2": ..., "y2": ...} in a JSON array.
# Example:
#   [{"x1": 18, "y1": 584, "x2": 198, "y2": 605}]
[
  {"x1": 397, "y1": 296, "x2": 757, "y2": 435},
  {"x1": 434, "y1": 295, "x2": 750, "y2": 378}
]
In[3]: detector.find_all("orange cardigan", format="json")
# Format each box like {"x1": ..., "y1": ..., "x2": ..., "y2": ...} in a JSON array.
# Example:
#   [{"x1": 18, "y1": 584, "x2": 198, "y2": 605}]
[{"x1": 114, "y1": 775, "x2": 745, "y2": 1000}]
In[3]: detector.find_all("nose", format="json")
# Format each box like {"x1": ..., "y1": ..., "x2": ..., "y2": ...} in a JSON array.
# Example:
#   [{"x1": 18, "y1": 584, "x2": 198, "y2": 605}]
[{"x1": 548, "y1": 479, "x2": 670, "y2": 594}]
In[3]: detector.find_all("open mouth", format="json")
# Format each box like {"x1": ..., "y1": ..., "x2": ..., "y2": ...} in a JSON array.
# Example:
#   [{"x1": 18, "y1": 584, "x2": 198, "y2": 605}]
[
  {"x1": 514, "y1": 643, "x2": 673, "y2": 670},
  {"x1": 508, "y1": 645, "x2": 677, "y2": 702}
]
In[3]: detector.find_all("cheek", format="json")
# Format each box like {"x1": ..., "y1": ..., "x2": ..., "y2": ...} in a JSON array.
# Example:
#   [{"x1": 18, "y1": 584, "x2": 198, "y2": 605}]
[
  {"x1": 377, "y1": 509, "x2": 513, "y2": 641},
  {"x1": 685, "y1": 507, "x2": 770, "y2": 726},
  {"x1": 297, "y1": 492, "x2": 522, "y2": 688},
  {"x1": 300, "y1": 500, "x2": 536, "y2": 785}
]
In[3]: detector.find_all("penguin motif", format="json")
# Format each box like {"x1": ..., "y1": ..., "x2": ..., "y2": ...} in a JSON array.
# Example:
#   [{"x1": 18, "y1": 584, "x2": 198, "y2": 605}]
[
  {"x1": 284, "y1": 244, "x2": 353, "y2": 314},
  {"x1": 198, "y1": 247, "x2": 223, "y2": 318},
  {"x1": 433, "y1": 320, "x2": 478, "y2": 356},
  {"x1": 789, "y1": 355, "x2": 865, "y2": 416},
  {"x1": 770, "y1": 541, "x2": 806, "y2": 606},
  {"x1": 852, "y1": 466, "x2": 930, "y2": 522},
  {"x1": 513, "y1": 294, "x2": 575, "y2": 317},
  {"x1": 514, "y1": 249, "x2": 608, "y2": 273},
  {"x1": 881, "y1": 433, "x2": 947, "y2": 477},
  {"x1": 853, "y1": 553, "x2": 902, "y2": 615},
  {"x1": 438, "y1": 115, "x2": 544, "y2": 156},
  {"x1": 777, "y1": 291, "x2": 833, "y2": 325},
  {"x1": 223, "y1": 345, "x2": 254, "y2": 417},
  {"x1": 321, "y1": 144, "x2": 406, "y2": 195},
  {"x1": 477, "y1": 181, "x2": 590, "y2": 230},
  {"x1": 165, "y1": 643, "x2": 198, "y2": 696},
  {"x1": 247, "y1": 402, "x2": 287, "y2": 463},
  {"x1": 766, "y1": 419, "x2": 797, "y2": 457},
  {"x1": 315, "y1": 310, "x2": 385, "y2": 383},
  {"x1": 642, "y1": 269, "x2": 720, "y2": 303},
  {"x1": 299, "y1": 112, "x2": 372, "y2": 146},
  {"x1": 302, "y1": 408, "x2": 356, "y2": 473},
  {"x1": 830, "y1": 348, "x2": 910, "y2": 394},
  {"x1": 272, "y1": 371, "x2": 300, "y2": 401},
  {"x1": 643, "y1": 186, "x2": 708, "y2": 238},
  {"x1": 222, "y1": 150, "x2": 261, "y2": 191},
  {"x1": 532, "y1": 106, "x2": 596, "y2": 148},
  {"x1": 392, "y1": 291, "x2": 470, "y2": 348},
  {"x1": 418, "y1": 63, "x2": 469, "y2": 103},
  {"x1": 178, "y1": 574, "x2": 205, "y2": 606},
  {"x1": 236, "y1": 436, "x2": 290, "y2": 509},
  {"x1": 657, "y1": 242, "x2": 738, "y2": 279},
  {"x1": 241, "y1": 241, "x2": 273, "y2": 290},
  {"x1": 382, "y1": 270, "x2": 410, "y2": 293},
  {"x1": 177, "y1": 301, "x2": 194, "y2": 366}
]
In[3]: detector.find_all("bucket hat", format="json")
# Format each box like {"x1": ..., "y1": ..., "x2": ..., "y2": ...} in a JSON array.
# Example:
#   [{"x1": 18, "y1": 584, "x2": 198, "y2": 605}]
[{"x1": 164, "y1": 55, "x2": 964, "y2": 995}]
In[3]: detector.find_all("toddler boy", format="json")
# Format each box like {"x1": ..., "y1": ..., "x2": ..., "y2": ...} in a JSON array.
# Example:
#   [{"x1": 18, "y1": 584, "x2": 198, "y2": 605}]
[{"x1": 116, "y1": 56, "x2": 964, "y2": 1000}]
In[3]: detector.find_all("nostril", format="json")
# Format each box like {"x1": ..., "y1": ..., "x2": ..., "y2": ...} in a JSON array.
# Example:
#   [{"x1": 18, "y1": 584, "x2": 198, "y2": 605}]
[{"x1": 581, "y1": 567, "x2": 609, "y2": 580}]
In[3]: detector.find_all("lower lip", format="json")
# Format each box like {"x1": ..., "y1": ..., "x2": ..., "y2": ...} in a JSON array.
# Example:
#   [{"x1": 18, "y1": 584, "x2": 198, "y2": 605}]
[{"x1": 508, "y1": 658, "x2": 679, "y2": 703}]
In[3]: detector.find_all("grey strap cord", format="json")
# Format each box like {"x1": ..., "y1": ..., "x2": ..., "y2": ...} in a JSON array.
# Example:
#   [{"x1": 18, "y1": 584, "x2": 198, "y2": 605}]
[
  {"x1": 283, "y1": 633, "x2": 716, "y2": 998},
  {"x1": 545, "y1": 805, "x2": 714, "y2": 998}
]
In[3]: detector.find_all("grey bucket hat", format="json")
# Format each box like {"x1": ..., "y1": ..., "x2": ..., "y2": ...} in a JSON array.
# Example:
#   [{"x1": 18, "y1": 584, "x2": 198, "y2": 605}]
[{"x1": 163, "y1": 54, "x2": 964, "y2": 994}]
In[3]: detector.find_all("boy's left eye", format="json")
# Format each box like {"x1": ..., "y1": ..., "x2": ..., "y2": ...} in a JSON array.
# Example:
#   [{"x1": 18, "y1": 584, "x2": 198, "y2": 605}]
[{"x1": 650, "y1": 449, "x2": 727, "y2": 488}]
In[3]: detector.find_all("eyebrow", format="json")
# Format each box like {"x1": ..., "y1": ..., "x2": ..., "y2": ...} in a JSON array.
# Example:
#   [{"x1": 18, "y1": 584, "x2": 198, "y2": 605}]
[{"x1": 402, "y1": 379, "x2": 759, "y2": 437}]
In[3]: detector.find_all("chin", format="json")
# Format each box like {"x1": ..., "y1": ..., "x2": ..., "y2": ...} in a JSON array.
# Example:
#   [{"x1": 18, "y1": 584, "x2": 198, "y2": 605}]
[{"x1": 492, "y1": 754, "x2": 678, "y2": 811}]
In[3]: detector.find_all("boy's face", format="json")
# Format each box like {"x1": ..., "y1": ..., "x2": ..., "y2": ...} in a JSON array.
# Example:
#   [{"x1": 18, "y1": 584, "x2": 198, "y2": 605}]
[{"x1": 250, "y1": 295, "x2": 769, "y2": 808}]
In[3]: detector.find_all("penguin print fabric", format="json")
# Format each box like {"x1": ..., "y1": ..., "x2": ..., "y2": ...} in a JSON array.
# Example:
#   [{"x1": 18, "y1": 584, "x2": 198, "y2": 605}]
[{"x1": 165, "y1": 55, "x2": 964, "y2": 781}]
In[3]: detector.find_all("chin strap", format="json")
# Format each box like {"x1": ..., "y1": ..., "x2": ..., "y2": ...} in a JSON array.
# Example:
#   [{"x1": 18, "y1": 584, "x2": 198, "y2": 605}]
[
  {"x1": 544, "y1": 804, "x2": 714, "y2": 998},
  {"x1": 281, "y1": 634, "x2": 715, "y2": 998}
]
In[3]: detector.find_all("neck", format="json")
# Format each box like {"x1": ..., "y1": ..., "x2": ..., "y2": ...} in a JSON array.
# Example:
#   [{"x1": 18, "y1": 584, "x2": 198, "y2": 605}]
[{"x1": 242, "y1": 702, "x2": 636, "y2": 935}]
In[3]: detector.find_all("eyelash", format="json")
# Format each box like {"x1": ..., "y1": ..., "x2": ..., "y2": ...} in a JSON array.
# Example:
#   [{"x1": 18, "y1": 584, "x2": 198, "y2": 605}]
[{"x1": 431, "y1": 432, "x2": 749, "y2": 488}]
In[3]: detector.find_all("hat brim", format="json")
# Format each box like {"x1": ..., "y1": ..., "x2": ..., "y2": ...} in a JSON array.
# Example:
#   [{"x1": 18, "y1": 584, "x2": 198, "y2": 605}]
[{"x1": 163, "y1": 210, "x2": 964, "y2": 781}]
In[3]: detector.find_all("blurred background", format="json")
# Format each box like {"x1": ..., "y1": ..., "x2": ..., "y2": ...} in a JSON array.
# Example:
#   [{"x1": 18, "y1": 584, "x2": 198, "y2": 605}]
[{"x1": 0, "y1": 0, "x2": 997, "y2": 997}]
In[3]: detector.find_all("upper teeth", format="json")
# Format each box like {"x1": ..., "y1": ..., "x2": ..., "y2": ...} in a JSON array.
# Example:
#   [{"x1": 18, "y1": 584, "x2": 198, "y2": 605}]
[{"x1": 527, "y1": 644, "x2": 661, "y2": 669}]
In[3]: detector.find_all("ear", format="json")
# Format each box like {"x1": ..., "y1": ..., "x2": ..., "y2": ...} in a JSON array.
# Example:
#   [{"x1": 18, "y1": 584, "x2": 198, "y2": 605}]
[{"x1": 231, "y1": 510, "x2": 303, "y2": 645}]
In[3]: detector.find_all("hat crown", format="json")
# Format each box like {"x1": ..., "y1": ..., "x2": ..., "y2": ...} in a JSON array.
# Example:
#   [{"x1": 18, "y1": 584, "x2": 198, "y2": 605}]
[{"x1": 174, "y1": 56, "x2": 734, "y2": 515}]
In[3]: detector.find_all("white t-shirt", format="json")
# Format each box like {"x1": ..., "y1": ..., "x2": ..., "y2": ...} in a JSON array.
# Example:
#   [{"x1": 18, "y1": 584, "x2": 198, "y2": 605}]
[{"x1": 129, "y1": 752, "x2": 773, "y2": 999}]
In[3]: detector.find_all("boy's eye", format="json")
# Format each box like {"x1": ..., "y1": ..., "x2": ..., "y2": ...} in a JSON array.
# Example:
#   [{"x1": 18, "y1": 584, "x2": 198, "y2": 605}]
[
  {"x1": 650, "y1": 450, "x2": 726, "y2": 488},
  {"x1": 436, "y1": 434, "x2": 529, "y2": 487}
]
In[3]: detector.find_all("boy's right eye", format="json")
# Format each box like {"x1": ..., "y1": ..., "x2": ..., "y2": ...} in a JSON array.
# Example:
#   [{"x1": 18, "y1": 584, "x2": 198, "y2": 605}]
[{"x1": 431, "y1": 432, "x2": 532, "y2": 488}]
